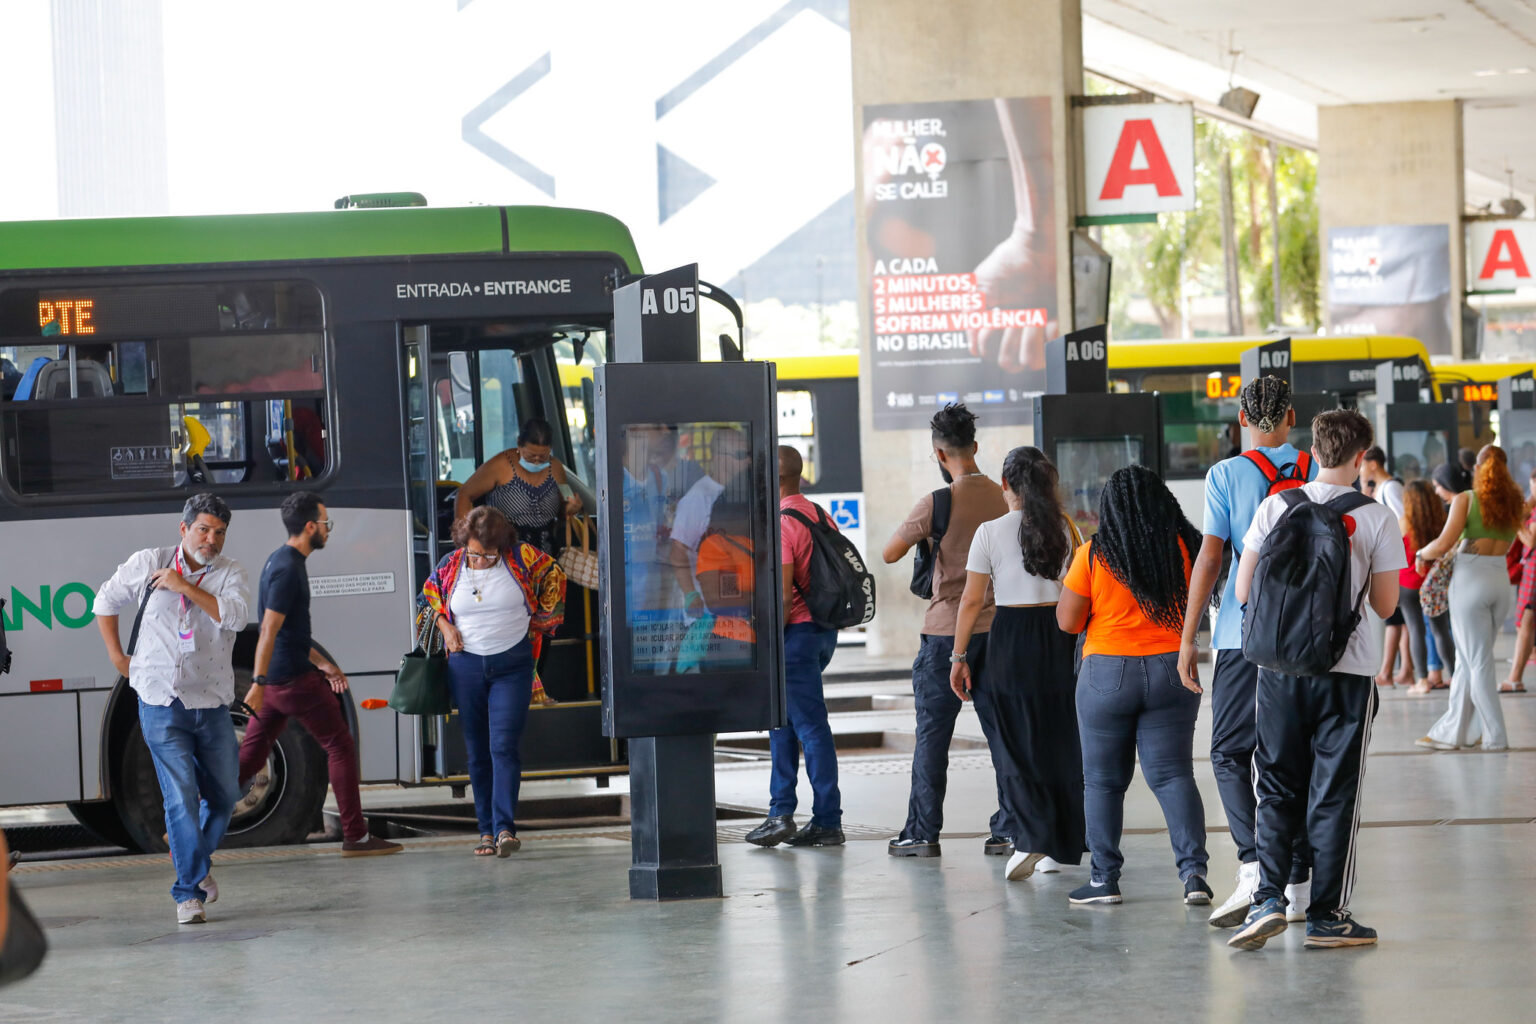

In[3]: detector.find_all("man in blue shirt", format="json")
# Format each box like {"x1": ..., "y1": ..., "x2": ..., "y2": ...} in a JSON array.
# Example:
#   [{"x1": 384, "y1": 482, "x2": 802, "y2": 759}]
[{"x1": 1178, "y1": 375, "x2": 1316, "y2": 928}]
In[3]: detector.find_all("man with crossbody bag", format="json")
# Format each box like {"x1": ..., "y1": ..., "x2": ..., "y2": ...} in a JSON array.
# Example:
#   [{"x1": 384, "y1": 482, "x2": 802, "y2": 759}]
[
  {"x1": 93, "y1": 494, "x2": 249, "y2": 925},
  {"x1": 882, "y1": 404, "x2": 1009, "y2": 858}
]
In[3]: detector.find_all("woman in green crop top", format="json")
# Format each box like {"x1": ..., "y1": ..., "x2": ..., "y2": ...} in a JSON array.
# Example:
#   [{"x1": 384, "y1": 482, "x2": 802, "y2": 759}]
[{"x1": 1414, "y1": 446, "x2": 1524, "y2": 751}]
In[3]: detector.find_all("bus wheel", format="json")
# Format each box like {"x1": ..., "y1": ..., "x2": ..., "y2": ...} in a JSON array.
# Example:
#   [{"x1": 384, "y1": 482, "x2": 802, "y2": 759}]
[{"x1": 112, "y1": 708, "x2": 329, "y2": 853}]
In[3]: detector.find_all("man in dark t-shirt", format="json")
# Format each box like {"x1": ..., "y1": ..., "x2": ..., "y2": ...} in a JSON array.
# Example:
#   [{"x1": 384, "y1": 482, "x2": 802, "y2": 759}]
[{"x1": 238, "y1": 491, "x2": 400, "y2": 857}]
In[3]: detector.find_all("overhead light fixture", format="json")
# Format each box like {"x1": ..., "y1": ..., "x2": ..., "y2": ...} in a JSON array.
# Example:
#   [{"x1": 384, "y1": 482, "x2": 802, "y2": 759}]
[
  {"x1": 1510, "y1": 67, "x2": 1533, "y2": 75},
  {"x1": 1219, "y1": 87, "x2": 1261, "y2": 119},
  {"x1": 1502, "y1": 197, "x2": 1528, "y2": 218},
  {"x1": 1473, "y1": 69, "x2": 1501, "y2": 77}
]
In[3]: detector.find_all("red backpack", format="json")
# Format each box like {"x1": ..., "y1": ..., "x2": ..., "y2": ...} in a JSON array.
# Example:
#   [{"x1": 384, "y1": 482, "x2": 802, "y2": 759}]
[{"x1": 1243, "y1": 450, "x2": 1312, "y2": 497}]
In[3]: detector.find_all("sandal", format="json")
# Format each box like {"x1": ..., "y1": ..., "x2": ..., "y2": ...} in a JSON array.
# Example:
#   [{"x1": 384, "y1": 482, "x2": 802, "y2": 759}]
[
  {"x1": 1499, "y1": 682, "x2": 1527, "y2": 693},
  {"x1": 474, "y1": 835, "x2": 496, "y2": 857},
  {"x1": 496, "y1": 831, "x2": 521, "y2": 858}
]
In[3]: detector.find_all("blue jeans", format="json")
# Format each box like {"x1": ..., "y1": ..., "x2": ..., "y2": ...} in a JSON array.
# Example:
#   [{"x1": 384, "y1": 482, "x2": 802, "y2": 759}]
[
  {"x1": 137, "y1": 699, "x2": 241, "y2": 903},
  {"x1": 899, "y1": 633, "x2": 1005, "y2": 841},
  {"x1": 1077, "y1": 653, "x2": 1208, "y2": 884},
  {"x1": 769, "y1": 623, "x2": 842, "y2": 827},
  {"x1": 448, "y1": 641, "x2": 534, "y2": 836}
]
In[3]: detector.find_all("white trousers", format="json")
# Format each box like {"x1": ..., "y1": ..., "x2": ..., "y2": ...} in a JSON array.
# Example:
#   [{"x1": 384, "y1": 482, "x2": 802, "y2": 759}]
[{"x1": 1428, "y1": 553, "x2": 1511, "y2": 750}]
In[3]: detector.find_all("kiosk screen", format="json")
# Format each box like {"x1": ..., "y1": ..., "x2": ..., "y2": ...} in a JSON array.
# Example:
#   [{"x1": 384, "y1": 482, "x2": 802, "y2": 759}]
[
  {"x1": 1056, "y1": 436, "x2": 1144, "y2": 537},
  {"x1": 620, "y1": 420, "x2": 760, "y2": 676},
  {"x1": 1389, "y1": 429, "x2": 1451, "y2": 484}
]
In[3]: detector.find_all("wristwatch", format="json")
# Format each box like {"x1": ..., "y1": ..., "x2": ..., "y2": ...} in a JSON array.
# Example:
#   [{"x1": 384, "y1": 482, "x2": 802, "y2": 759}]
[{"x1": 251, "y1": 675, "x2": 267, "y2": 686}]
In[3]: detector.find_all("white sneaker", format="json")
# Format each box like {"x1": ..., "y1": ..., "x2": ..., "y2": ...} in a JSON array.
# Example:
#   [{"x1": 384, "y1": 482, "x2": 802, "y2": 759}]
[
  {"x1": 1036, "y1": 856, "x2": 1063, "y2": 873},
  {"x1": 1284, "y1": 878, "x2": 1311, "y2": 922},
  {"x1": 176, "y1": 899, "x2": 206, "y2": 925},
  {"x1": 1005, "y1": 850, "x2": 1045, "y2": 881},
  {"x1": 1209, "y1": 861, "x2": 1259, "y2": 928},
  {"x1": 200, "y1": 874, "x2": 218, "y2": 904}
]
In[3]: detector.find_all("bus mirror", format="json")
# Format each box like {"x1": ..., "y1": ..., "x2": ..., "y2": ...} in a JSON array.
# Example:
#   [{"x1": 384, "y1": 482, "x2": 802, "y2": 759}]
[{"x1": 571, "y1": 334, "x2": 586, "y2": 365}]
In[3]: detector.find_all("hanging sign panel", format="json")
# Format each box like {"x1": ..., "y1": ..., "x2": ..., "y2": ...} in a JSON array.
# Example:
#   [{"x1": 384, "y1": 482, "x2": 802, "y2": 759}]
[
  {"x1": 1083, "y1": 103, "x2": 1195, "y2": 217},
  {"x1": 1467, "y1": 220, "x2": 1536, "y2": 293},
  {"x1": 862, "y1": 97, "x2": 1058, "y2": 429}
]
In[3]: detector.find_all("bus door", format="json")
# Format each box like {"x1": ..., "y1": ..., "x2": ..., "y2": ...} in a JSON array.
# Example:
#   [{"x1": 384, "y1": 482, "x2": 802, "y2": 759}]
[{"x1": 401, "y1": 323, "x2": 620, "y2": 781}]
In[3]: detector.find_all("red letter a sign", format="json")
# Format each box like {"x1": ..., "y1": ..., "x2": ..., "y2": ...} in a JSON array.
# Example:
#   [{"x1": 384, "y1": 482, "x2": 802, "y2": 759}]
[
  {"x1": 1099, "y1": 120, "x2": 1182, "y2": 200},
  {"x1": 1479, "y1": 229, "x2": 1531, "y2": 281}
]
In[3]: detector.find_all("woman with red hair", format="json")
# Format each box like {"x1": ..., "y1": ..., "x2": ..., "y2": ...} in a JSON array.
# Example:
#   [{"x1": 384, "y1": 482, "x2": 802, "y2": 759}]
[{"x1": 1414, "y1": 446, "x2": 1523, "y2": 751}]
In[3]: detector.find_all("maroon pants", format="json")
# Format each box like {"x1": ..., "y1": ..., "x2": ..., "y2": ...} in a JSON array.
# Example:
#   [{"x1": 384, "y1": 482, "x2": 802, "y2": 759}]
[{"x1": 238, "y1": 668, "x2": 367, "y2": 843}]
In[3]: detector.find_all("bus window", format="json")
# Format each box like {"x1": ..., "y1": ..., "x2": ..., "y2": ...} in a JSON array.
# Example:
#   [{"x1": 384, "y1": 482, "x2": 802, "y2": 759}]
[
  {"x1": 0, "y1": 279, "x2": 331, "y2": 497},
  {"x1": 553, "y1": 332, "x2": 604, "y2": 486},
  {"x1": 777, "y1": 388, "x2": 818, "y2": 485}
]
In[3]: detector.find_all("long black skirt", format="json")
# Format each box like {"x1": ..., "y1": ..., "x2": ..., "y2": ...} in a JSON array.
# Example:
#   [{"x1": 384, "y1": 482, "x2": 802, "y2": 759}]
[{"x1": 972, "y1": 605, "x2": 1086, "y2": 863}]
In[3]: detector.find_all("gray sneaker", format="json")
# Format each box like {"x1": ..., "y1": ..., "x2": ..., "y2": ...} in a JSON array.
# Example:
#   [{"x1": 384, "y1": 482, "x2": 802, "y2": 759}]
[
  {"x1": 200, "y1": 874, "x2": 218, "y2": 904},
  {"x1": 176, "y1": 898, "x2": 206, "y2": 925}
]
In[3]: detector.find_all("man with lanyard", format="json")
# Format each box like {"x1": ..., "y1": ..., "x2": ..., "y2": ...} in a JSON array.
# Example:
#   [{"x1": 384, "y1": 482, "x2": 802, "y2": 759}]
[
  {"x1": 94, "y1": 493, "x2": 249, "y2": 925},
  {"x1": 1178, "y1": 375, "x2": 1317, "y2": 928}
]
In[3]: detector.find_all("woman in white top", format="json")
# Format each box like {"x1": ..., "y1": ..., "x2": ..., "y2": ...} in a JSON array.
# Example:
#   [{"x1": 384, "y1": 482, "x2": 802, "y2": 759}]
[
  {"x1": 950, "y1": 446, "x2": 1085, "y2": 882},
  {"x1": 422, "y1": 507, "x2": 566, "y2": 856}
]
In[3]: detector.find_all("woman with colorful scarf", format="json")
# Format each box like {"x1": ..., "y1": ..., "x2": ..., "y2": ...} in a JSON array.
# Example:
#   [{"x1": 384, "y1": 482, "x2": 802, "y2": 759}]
[{"x1": 422, "y1": 507, "x2": 565, "y2": 856}]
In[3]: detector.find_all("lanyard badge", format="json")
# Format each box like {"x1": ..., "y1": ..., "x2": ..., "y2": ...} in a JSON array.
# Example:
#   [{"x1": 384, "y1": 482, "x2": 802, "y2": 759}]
[{"x1": 171, "y1": 547, "x2": 211, "y2": 653}]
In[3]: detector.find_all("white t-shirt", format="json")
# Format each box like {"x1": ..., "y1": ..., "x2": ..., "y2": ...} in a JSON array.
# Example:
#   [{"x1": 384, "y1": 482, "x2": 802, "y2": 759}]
[
  {"x1": 670, "y1": 475, "x2": 726, "y2": 569},
  {"x1": 1242, "y1": 481, "x2": 1407, "y2": 677},
  {"x1": 1375, "y1": 477, "x2": 1405, "y2": 519},
  {"x1": 965, "y1": 511, "x2": 1072, "y2": 605},
  {"x1": 449, "y1": 561, "x2": 531, "y2": 656}
]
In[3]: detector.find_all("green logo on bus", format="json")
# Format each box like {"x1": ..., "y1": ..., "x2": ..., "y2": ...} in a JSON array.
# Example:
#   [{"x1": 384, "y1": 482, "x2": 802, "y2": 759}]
[{"x1": 4, "y1": 584, "x2": 96, "y2": 631}]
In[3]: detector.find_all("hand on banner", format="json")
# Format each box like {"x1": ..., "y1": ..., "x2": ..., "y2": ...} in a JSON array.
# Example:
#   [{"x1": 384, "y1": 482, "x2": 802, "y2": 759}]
[{"x1": 970, "y1": 224, "x2": 1055, "y2": 373}]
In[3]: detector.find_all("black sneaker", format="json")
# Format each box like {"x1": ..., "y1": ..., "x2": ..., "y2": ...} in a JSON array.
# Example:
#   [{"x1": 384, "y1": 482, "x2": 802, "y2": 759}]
[
  {"x1": 1184, "y1": 875, "x2": 1214, "y2": 905},
  {"x1": 744, "y1": 815, "x2": 796, "y2": 848},
  {"x1": 1069, "y1": 879, "x2": 1122, "y2": 905},
  {"x1": 785, "y1": 824, "x2": 845, "y2": 847},
  {"x1": 888, "y1": 837, "x2": 941, "y2": 857},
  {"x1": 983, "y1": 835, "x2": 1013, "y2": 856}
]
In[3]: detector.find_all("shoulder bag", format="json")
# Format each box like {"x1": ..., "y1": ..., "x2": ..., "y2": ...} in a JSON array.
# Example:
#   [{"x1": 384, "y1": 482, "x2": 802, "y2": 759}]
[
  {"x1": 559, "y1": 515, "x2": 601, "y2": 591},
  {"x1": 388, "y1": 607, "x2": 453, "y2": 716},
  {"x1": 1420, "y1": 554, "x2": 1455, "y2": 619},
  {"x1": 909, "y1": 486, "x2": 953, "y2": 600}
]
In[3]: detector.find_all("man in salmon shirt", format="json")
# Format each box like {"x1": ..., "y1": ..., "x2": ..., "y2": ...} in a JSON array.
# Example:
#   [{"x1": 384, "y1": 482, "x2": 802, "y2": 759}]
[{"x1": 743, "y1": 446, "x2": 844, "y2": 848}]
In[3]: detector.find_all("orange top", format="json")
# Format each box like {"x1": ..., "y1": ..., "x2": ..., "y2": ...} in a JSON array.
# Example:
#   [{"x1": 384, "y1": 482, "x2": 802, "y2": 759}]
[
  {"x1": 1063, "y1": 539, "x2": 1191, "y2": 657},
  {"x1": 695, "y1": 533, "x2": 756, "y2": 643}
]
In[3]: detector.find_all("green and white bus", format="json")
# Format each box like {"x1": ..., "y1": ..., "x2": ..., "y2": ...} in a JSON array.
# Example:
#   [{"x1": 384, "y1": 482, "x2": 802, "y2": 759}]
[{"x1": 0, "y1": 201, "x2": 655, "y2": 852}]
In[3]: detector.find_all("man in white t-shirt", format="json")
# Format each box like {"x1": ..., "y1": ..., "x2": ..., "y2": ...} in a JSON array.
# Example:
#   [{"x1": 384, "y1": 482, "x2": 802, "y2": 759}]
[
  {"x1": 1360, "y1": 447, "x2": 1404, "y2": 518},
  {"x1": 1227, "y1": 410, "x2": 1405, "y2": 952}
]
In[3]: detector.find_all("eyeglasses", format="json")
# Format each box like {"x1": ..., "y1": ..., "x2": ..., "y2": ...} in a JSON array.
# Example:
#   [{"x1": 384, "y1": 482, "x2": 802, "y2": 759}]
[
  {"x1": 465, "y1": 550, "x2": 500, "y2": 563},
  {"x1": 317, "y1": 519, "x2": 335, "y2": 532}
]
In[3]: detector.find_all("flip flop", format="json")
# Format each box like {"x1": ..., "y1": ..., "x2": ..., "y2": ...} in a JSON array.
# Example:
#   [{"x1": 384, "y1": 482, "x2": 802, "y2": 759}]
[{"x1": 1499, "y1": 683, "x2": 1527, "y2": 693}]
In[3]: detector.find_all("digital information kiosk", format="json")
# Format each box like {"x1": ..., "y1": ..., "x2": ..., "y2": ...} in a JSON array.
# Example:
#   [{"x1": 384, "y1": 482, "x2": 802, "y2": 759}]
[
  {"x1": 1375, "y1": 357, "x2": 1458, "y2": 486},
  {"x1": 595, "y1": 265, "x2": 785, "y2": 900},
  {"x1": 1032, "y1": 325, "x2": 1163, "y2": 537},
  {"x1": 1497, "y1": 371, "x2": 1536, "y2": 461}
]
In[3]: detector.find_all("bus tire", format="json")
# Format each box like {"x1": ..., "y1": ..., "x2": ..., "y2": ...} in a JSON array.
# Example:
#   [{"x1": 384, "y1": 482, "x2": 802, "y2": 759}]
[{"x1": 112, "y1": 707, "x2": 329, "y2": 854}]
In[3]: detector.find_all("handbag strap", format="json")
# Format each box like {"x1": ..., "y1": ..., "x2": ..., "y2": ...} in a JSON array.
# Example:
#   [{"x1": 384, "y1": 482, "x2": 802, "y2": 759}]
[{"x1": 125, "y1": 551, "x2": 174, "y2": 658}]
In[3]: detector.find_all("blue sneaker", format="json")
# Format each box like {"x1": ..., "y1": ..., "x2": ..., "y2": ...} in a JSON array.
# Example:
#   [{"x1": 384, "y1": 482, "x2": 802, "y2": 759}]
[
  {"x1": 1304, "y1": 912, "x2": 1378, "y2": 948},
  {"x1": 1227, "y1": 897, "x2": 1288, "y2": 950},
  {"x1": 1068, "y1": 879, "x2": 1122, "y2": 904}
]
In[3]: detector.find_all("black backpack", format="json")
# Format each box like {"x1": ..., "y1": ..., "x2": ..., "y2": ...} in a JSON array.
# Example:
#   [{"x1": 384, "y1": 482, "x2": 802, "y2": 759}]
[
  {"x1": 1241, "y1": 489, "x2": 1375, "y2": 676},
  {"x1": 780, "y1": 506, "x2": 877, "y2": 630},
  {"x1": 909, "y1": 486, "x2": 952, "y2": 600}
]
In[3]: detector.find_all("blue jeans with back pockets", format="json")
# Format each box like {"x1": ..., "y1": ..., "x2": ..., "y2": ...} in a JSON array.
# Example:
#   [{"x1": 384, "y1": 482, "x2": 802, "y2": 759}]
[
  {"x1": 769, "y1": 623, "x2": 842, "y2": 827},
  {"x1": 137, "y1": 698, "x2": 242, "y2": 903},
  {"x1": 1077, "y1": 653, "x2": 1208, "y2": 884}
]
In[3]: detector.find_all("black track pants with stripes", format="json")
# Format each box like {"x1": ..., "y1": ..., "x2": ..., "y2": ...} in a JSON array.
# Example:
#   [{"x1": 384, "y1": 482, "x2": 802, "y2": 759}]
[{"x1": 1252, "y1": 669, "x2": 1378, "y2": 920}]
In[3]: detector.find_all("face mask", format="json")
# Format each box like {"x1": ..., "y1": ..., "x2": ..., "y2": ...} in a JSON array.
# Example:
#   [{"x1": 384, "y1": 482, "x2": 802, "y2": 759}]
[{"x1": 520, "y1": 457, "x2": 550, "y2": 474}]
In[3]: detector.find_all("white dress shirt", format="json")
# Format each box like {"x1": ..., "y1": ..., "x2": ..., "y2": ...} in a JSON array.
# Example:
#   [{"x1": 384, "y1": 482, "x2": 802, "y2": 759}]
[{"x1": 93, "y1": 545, "x2": 250, "y2": 708}]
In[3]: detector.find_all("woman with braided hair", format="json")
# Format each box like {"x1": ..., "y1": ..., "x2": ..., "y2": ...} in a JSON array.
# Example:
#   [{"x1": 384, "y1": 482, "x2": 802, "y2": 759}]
[
  {"x1": 951, "y1": 446, "x2": 1085, "y2": 882},
  {"x1": 1058, "y1": 465, "x2": 1210, "y2": 906}
]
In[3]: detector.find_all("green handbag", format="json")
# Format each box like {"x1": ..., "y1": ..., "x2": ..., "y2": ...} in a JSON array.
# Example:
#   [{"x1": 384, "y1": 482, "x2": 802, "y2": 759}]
[{"x1": 388, "y1": 609, "x2": 452, "y2": 716}]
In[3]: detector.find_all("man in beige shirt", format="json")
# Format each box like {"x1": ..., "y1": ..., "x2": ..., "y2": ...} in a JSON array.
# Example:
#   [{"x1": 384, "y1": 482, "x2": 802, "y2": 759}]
[{"x1": 882, "y1": 404, "x2": 1010, "y2": 857}]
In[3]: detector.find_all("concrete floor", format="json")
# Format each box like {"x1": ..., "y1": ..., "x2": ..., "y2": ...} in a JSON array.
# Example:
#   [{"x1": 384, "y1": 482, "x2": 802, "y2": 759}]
[{"x1": 5, "y1": 663, "x2": 1536, "y2": 1023}]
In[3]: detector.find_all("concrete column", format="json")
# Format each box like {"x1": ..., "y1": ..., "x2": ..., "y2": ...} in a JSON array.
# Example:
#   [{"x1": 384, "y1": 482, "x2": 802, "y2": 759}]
[
  {"x1": 850, "y1": 0, "x2": 1083, "y2": 658},
  {"x1": 1317, "y1": 101, "x2": 1466, "y2": 357}
]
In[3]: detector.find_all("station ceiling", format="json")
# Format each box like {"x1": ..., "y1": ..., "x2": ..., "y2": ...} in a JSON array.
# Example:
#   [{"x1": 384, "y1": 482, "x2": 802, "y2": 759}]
[{"x1": 1084, "y1": 0, "x2": 1536, "y2": 205}]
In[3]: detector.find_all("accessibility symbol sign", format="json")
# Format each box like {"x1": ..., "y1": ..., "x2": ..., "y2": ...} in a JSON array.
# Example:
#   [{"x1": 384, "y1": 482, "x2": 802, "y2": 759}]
[{"x1": 830, "y1": 498, "x2": 861, "y2": 530}]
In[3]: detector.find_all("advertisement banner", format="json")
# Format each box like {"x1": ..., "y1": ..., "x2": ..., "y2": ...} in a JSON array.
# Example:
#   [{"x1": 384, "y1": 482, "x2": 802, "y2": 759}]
[
  {"x1": 863, "y1": 98, "x2": 1057, "y2": 430},
  {"x1": 1467, "y1": 220, "x2": 1536, "y2": 293},
  {"x1": 1083, "y1": 102, "x2": 1195, "y2": 217},
  {"x1": 1326, "y1": 224, "x2": 1453, "y2": 356}
]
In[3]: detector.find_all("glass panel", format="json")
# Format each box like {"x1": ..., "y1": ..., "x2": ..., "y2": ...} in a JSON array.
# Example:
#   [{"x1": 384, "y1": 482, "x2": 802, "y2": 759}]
[
  {"x1": 180, "y1": 332, "x2": 322, "y2": 395},
  {"x1": 1055, "y1": 436, "x2": 1144, "y2": 537},
  {"x1": 622, "y1": 421, "x2": 756, "y2": 675},
  {"x1": 1390, "y1": 429, "x2": 1451, "y2": 484},
  {"x1": 776, "y1": 389, "x2": 818, "y2": 485},
  {"x1": 552, "y1": 332, "x2": 605, "y2": 486}
]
